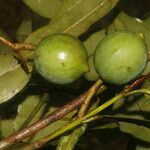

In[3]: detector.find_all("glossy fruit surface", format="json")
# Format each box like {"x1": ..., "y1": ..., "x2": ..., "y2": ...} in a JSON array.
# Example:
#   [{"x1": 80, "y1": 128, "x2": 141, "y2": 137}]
[
  {"x1": 94, "y1": 31, "x2": 148, "y2": 85},
  {"x1": 34, "y1": 33, "x2": 88, "y2": 84}
]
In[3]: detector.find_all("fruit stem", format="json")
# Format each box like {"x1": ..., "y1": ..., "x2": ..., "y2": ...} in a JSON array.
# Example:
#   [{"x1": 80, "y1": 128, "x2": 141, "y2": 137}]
[
  {"x1": 78, "y1": 80, "x2": 103, "y2": 117},
  {"x1": 0, "y1": 36, "x2": 36, "y2": 73}
]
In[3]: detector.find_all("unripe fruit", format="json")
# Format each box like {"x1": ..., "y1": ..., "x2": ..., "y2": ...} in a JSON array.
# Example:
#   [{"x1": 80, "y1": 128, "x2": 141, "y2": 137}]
[
  {"x1": 94, "y1": 31, "x2": 148, "y2": 85},
  {"x1": 34, "y1": 33, "x2": 89, "y2": 84}
]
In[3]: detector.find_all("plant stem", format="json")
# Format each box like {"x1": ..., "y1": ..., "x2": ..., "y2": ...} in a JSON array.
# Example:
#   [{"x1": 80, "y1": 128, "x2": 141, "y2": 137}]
[
  {"x1": 0, "y1": 80, "x2": 102, "y2": 149},
  {"x1": 84, "y1": 94, "x2": 122, "y2": 119},
  {"x1": 23, "y1": 88, "x2": 150, "y2": 149},
  {"x1": 78, "y1": 80, "x2": 103, "y2": 117},
  {"x1": 0, "y1": 36, "x2": 36, "y2": 50},
  {"x1": 0, "y1": 36, "x2": 36, "y2": 73}
]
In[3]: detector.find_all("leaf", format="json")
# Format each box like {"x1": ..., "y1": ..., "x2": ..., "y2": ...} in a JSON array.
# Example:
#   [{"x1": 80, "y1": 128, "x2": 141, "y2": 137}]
[
  {"x1": 112, "y1": 87, "x2": 150, "y2": 122},
  {"x1": 0, "y1": 119, "x2": 14, "y2": 138},
  {"x1": 25, "y1": 0, "x2": 119, "y2": 45},
  {"x1": 16, "y1": 19, "x2": 32, "y2": 42},
  {"x1": 143, "y1": 17, "x2": 150, "y2": 32},
  {"x1": 136, "y1": 145, "x2": 150, "y2": 150},
  {"x1": 23, "y1": 0, "x2": 82, "y2": 19},
  {"x1": 57, "y1": 99, "x2": 100, "y2": 149},
  {"x1": 112, "y1": 65, "x2": 150, "y2": 142},
  {"x1": 14, "y1": 93, "x2": 76, "y2": 142},
  {"x1": 84, "y1": 56, "x2": 99, "y2": 82},
  {"x1": 112, "y1": 59, "x2": 150, "y2": 117},
  {"x1": 119, "y1": 122, "x2": 150, "y2": 143},
  {"x1": 0, "y1": 29, "x2": 30, "y2": 104},
  {"x1": 57, "y1": 125, "x2": 87, "y2": 150},
  {"x1": 91, "y1": 122, "x2": 118, "y2": 130},
  {"x1": 107, "y1": 12, "x2": 150, "y2": 49},
  {"x1": 83, "y1": 29, "x2": 106, "y2": 57}
]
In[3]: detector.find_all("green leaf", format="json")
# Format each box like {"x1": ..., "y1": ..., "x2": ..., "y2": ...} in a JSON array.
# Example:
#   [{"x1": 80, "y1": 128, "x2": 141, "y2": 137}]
[
  {"x1": 119, "y1": 122, "x2": 150, "y2": 143},
  {"x1": 22, "y1": 0, "x2": 82, "y2": 19},
  {"x1": 136, "y1": 145, "x2": 150, "y2": 150},
  {"x1": 83, "y1": 29, "x2": 106, "y2": 57},
  {"x1": 144, "y1": 17, "x2": 150, "y2": 30},
  {"x1": 14, "y1": 93, "x2": 76, "y2": 142},
  {"x1": 16, "y1": 19, "x2": 32, "y2": 42},
  {"x1": 25, "y1": 0, "x2": 119, "y2": 45},
  {"x1": 112, "y1": 66, "x2": 150, "y2": 142},
  {"x1": 0, "y1": 29, "x2": 30, "y2": 104},
  {"x1": 91, "y1": 122, "x2": 118, "y2": 130},
  {"x1": 57, "y1": 125, "x2": 87, "y2": 150},
  {"x1": 107, "y1": 12, "x2": 150, "y2": 49},
  {"x1": 0, "y1": 119, "x2": 14, "y2": 138},
  {"x1": 57, "y1": 98, "x2": 100, "y2": 150},
  {"x1": 84, "y1": 56, "x2": 99, "y2": 82}
]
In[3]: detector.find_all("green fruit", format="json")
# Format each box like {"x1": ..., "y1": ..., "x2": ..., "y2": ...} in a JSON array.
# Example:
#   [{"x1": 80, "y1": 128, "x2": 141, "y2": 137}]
[
  {"x1": 34, "y1": 33, "x2": 89, "y2": 84},
  {"x1": 94, "y1": 31, "x2": 148, "y2": 85}
]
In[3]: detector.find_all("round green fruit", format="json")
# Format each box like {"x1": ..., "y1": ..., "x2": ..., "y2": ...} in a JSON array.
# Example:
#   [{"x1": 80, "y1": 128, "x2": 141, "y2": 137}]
[
  {"x1": 34, "y1": 33, "x2": 89, "y2": 84},
  {"x1": 94, "y1": 31, "x2": 148, "y2": 85}
]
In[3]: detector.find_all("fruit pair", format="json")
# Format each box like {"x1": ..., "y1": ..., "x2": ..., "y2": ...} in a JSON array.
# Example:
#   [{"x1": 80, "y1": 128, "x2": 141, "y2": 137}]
[{"x1": 34, "y1": 31, "x2": 148, "y2": 85}]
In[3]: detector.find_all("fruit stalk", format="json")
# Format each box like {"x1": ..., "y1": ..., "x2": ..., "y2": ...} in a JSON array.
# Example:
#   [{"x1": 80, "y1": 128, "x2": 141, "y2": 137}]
[{"x1": 0, "y1": 36, "x2": 36, "y2": 73}]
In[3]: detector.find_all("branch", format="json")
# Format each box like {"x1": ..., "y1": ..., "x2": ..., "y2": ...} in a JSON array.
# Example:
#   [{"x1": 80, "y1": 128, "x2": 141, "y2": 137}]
[
  {"x1": 0, "y1": 80, "x2": 102, "y2": 149},
  {"x1": 0, "y1": 36, "x2": 36, "y2": 50},
  {"x1": 22, "y1": 88, "x2": 150, "y2": 149},
  {"x1": 0, "y1": 36, "x2": 36, "y2": 73},
  {"x1": 78, "y1": 80, "x2": 103, "y2": 117},
  {"x1": 22, "y1": 73, "x2": 150, "y2": 149},
  {"x1": 124, "y1": 73, "x2": 150, "y2": 93}
]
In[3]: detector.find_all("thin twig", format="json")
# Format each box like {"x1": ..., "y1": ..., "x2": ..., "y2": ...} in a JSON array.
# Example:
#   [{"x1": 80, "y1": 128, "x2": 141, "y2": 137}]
[
  {"x1": 22, "y1": 87, "x2": 149, "y2": 149},
  {"x1": 0, "y1": 80, "x2": 102, "y2": 149},
  {"x1": 78, "y1": 80, "x2": 103, "y2": 117},
  {"x1": 0, "y1": 36, "x2": 36, "y2": 50},
  {"x1": 0, "y1": 36, "x2": 36, "y2": 73},
  {"x1": 22, "y1": 74, "x2": 149, "y2": 149},
  {"x1": 124, "y1": 73, "x2": 150, "y2": 93}
]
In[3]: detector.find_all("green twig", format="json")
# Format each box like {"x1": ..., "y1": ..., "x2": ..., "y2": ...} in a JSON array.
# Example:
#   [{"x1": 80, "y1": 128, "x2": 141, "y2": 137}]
[
  {"x1": 22, "y1": 88, "x2": 150, "y2": 149},
  {"x1": 78, "y1": 80, "x2": 103, "y2": 117},
  {"x1": 0, "y1": 80, "x2": 102, "y2": 149}
]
